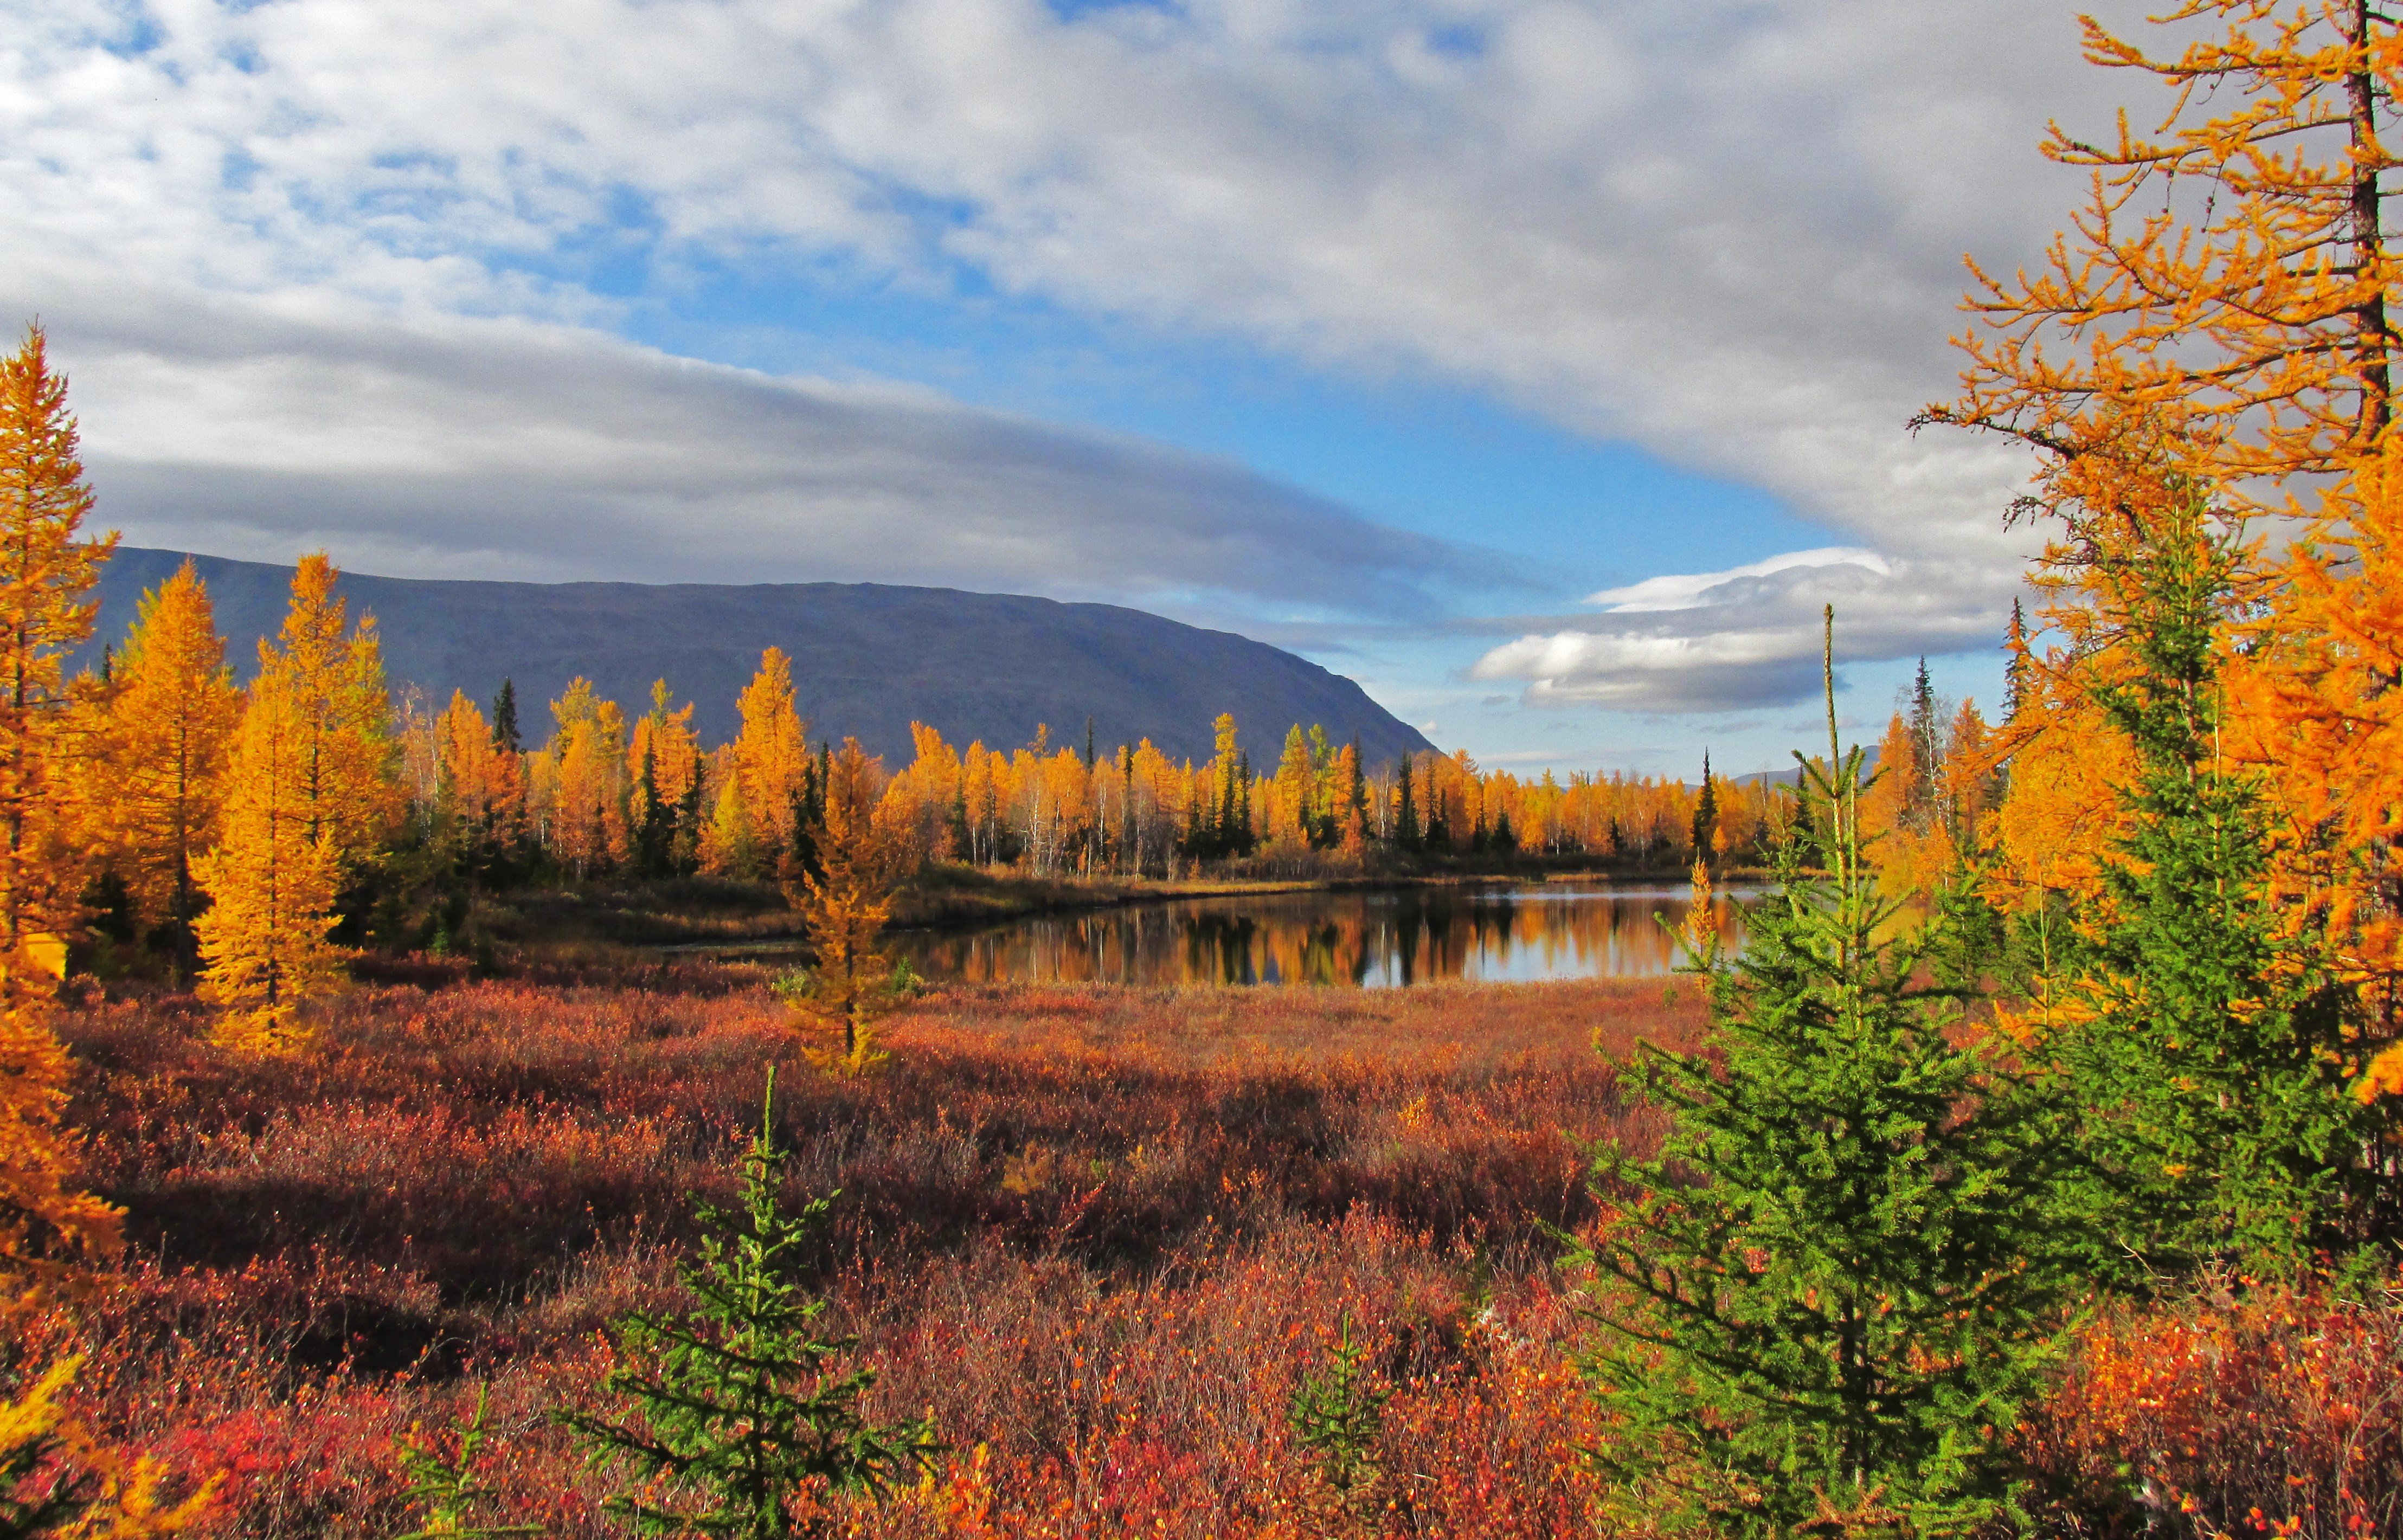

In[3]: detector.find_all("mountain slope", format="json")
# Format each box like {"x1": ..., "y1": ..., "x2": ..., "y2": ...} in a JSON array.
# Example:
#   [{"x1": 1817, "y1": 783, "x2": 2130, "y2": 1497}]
[{"x1": 85, "y1": 548, "x2": 1435, "y2": 768}]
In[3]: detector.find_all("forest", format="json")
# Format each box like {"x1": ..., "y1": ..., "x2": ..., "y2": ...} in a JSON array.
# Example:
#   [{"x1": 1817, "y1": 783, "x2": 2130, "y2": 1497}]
[{"x1": 5, "y1": 2, "x2": 2403, "y2": 1537}]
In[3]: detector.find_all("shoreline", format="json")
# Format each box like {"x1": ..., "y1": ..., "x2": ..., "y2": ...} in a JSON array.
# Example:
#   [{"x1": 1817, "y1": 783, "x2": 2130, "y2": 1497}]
[{"x1": 639, "y1": 863, "x2": 1770, "y2": 951}]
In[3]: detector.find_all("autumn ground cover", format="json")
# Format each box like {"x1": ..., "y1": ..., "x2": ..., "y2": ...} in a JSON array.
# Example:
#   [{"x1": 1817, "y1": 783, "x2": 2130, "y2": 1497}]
[{"x1": 10, "y1": 968, "x2": 2400, "y2": 1538}]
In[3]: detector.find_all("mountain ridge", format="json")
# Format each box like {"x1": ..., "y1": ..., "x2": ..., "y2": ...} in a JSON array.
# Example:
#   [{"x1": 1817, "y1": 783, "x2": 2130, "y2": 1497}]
[{"x1": 81, "y1": 547, "x2": 1436, "y2": 769}]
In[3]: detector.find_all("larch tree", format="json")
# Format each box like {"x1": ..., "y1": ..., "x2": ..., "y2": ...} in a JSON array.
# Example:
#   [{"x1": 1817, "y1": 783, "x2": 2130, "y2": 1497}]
[
  {"x1": 733, "y1": 647, "x2": 809, "y2": 860},
  {"x1": 194, "y1": 555, "x2": 389, "y2": 1041},
  {"x1": 433, "y1": 689, "x2": 523, "y2": 883},
  {"x1": 1926, "y1": 0, "x2": 2403, "y2": 1185},
  {"x1": 89, "y1": 559, "x2": 239, "y2": 973},
  {"x1": 629, "y1": 679, "x2": 702, "y2": 878},
  {"x1": 782, "y1": 739, "x2": 900, "y2": 1075},
  {"x1": 545, "y1": 678, "x2": 627, "y2": 880},
  {"x1": 191, "y1": 671, "x2": 345, "y2": 1047},
  {"x1": 255, "y1": 553, "x2": 395, "y2": 873},
  {"x1": 1923, "y1": 0, "x2": 2401, "y2": 492},
  {"x1": 0, "y1": 323, "x2": 121, "y2": 1274}
]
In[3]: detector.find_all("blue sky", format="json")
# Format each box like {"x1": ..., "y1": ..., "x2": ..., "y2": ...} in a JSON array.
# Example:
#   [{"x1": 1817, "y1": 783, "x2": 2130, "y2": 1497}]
[{"x1": 5, "y1": 0, "x2": 2129, "y2": 772}]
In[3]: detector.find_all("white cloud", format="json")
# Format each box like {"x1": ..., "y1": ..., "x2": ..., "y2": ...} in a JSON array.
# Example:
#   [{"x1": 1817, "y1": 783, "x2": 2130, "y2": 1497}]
[
  {"x1": 1, "y1": 0, "x2": 2157, "y2": 668},
  {"x1": 1586, "y1": 547, "x2": 1890, "y2": 613},
  {"x1": 1470, "y1": 546, "x2": 2007, "y2": 713},
  {"x1": 43, "y1": 287, "x2": 1500, "y2": 611}
]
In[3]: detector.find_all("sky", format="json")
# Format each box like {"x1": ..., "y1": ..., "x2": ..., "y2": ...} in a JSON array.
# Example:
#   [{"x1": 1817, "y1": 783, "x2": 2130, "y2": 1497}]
[{"x1": 2, "y1": 0, "x2": 2163, "y2": 776}]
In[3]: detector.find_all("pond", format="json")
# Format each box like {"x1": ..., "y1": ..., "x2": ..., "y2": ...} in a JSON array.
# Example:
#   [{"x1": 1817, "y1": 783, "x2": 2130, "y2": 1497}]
[{"x1": 881, "y1": 881, "x2": 1755, "y2": 989}]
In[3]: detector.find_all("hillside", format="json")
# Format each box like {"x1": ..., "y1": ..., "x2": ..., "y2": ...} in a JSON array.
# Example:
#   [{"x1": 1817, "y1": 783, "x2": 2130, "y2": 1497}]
[{"x1": 85, "y1": 548, "x2": 1435, "y2": 766}]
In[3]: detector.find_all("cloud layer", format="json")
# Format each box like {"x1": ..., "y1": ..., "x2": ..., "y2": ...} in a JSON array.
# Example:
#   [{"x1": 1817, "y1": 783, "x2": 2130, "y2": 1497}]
[
  {"x1": 1470, "y1": 548, "x2": 2008, "y2": 713},
  {"x1": 2, "y1": 0, "x2": 2156, "y2": 706},
  {"x1": 48, "y1": 289, "x2": 1495, "y2": 613}
]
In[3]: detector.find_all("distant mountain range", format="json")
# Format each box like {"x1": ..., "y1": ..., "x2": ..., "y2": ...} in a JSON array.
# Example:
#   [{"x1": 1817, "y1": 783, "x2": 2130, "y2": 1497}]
[{"x1": 82, "y1": 548, "x2": 1436, "y2": 768}]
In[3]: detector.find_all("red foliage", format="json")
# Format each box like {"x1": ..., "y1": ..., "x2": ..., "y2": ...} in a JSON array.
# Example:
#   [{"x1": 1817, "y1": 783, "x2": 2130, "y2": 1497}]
[{"x1": 17, "y1": 969, "x2": 2401, "y2": 1537}]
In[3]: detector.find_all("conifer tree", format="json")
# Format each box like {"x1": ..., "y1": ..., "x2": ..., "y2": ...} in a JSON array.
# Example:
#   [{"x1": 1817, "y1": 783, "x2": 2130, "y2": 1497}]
[
  {"x1": 1569, "y1": 609, "x2": 2071, "y2": 1536},
  {"x1": 0, "y1": 1354, "x2": 220, "y2": 1538},
  {"x1": 781, "y1": 741, "x2": 901, "y2": 1075},
  {"x1": 192, "y1": 669, "x2": 344, "y2": 1047},
  {"x1": 733, "y1": 649, "x2": 809, "y2": 862},
  {"x1": 2033, "y1": 486, "x2": 2373, "y2": 1276},
  {"x1": 490, "y1": 679, "x2": 521, "y2": 757},
  {"x1": 390, "y1": 1385, "x2": 539, "y2": 1540},
  {"x1": 0, "y1": 324, "x2": 121, "y2": 1274},
  {"x1": 256, "y1": 553, "x2": 394, "y2": 873},
  {"x1": 89, "y1": 560, "x2": 239, "y2": 972},
  {"x1": 557, "y1": 1071, "x2": 938, "y2": 1538},
  {"x1": 1688, "y1": 751, "x2": 1718, "y2": 867}
]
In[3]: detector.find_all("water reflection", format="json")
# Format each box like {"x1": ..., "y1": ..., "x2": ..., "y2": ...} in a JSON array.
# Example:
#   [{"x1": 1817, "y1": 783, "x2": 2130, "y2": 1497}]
[{"x1": 889, "y1": 883, "x2": 1751, "y2": 989}]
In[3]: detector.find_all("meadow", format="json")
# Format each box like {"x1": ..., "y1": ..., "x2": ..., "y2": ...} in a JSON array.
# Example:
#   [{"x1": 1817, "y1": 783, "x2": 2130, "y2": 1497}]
[{"x1": 12, "y1": 964, "x2": 2398, "y2": 1539}]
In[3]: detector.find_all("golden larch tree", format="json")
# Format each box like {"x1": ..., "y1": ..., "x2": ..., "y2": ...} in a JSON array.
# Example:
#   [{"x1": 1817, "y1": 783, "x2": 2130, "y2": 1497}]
[
  {"x1": 255, "y1": 553, "x2": 396, "y2": 871},
  {"x1": 0, "y1": 323, "x2": 120, "y2": 1272},
  {"x1": 783, "y1": 738, "x2": 900, "y2": 1074},
  {"x1": 88, "y1": 559, "x2": 238, "y2": 967},
  {"x1": 543, "y1": 678, "x2": 627, "y2": 878},
  {"x1": 433, "y1": 688, "x2": 524, "y2": 863},
  {"x1": 191, "y1": 669, "x2": 345, "y2": 1045},
  {"x1": 1926, "y1": 1, "x2": 2402, "y2": 494},
  {"x1": 732, "y1": 647, "x2": 809, "y2": 855},
  {"x1": 628, "y1": 679, "x2": 701, "y2": 872}
]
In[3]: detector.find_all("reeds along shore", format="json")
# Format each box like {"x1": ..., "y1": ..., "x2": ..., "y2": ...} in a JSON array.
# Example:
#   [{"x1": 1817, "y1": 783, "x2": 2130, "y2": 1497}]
[{"x1": 11, "y1": 970, "x2": 2399, "y2": 1538}]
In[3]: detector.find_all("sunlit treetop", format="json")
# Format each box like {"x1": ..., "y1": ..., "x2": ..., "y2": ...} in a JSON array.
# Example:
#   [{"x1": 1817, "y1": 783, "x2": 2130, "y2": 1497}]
[{"x1": 1925, "y1": 1, "x2": 2403, "y2": 511}]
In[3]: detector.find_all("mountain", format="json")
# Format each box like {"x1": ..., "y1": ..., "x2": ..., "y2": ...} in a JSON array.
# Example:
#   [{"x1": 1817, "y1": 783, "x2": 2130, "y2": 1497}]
[{"x1": 82, "y1": 548, "x2": 1436, "y2": 768}]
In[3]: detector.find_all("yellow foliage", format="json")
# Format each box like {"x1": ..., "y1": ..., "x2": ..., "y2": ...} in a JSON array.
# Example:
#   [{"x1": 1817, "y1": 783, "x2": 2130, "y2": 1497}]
[
  {"x1": 0, "y1": 324, "x2": 121, "y2": 1276},
  {"x1": 192, "y1": 668, "x2": 345, "y2": 1021},
  {"x1": 1929, "y1": 2, "x2": 2403, "y2": 500},
  {"x1": 84, "y1": 559, "x2": 239, "y2": 948},
  {"x1": 0, "y1": 1353, "x2": 222, "y2": 1537},
  {"x1": 733, "y1": 647, "x2": 809, "y2": 853},
  {"x1": 786, "y1": 739, "x2": 899, "y2": 1073},
  {"x1": 254, "y1": 553, "x2": 395, "y2": 870}
]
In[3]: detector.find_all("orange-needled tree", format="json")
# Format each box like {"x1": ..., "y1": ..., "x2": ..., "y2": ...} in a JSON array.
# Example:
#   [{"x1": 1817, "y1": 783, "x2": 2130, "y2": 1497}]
[
  {"x1": 733, "y1": 647, "x2": 809, "y2": 866},
  {"x1": 88, "y1": 558, "x2": 239, "y2": 976},
  {"x1": 781, "y1": 738, "x2": 901, "y2": 1074},
  {"x1": 1924, "y1": 1, "x2": 2401, "y2": 492},
  {"x1": 0, "y1": 324, "x2": 121, "y2": 1272},
  {"x1": 191, "y1": 668, "x2": 345, "y2": 1047},
  {"x1": 193, "y1": 555, "x2": 389, "y2": 1042},
  {"x1": 1925, "y1": 3, "x2": 2403, "y2": 1163}
]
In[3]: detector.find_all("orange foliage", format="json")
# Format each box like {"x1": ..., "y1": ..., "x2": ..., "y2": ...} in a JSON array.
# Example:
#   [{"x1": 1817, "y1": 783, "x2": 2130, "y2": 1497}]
[
  {"x1": 1929, "y1": 2, "x2": 2402, "y2": 498},
  {"x1": 254, "y1": 553, "x2": 395, "y2": 871},
  {"x1": 785, "y1": 738, "x2": 900, "y2": 1071},
  {"x1": 532, "y1": 678, "x2": 627, "y2": 879},
  {"x1": 732, "y1": 646, "x2": 809, "y2": 853},
  {"x1": 192, "y1": 667, "x2": 345, "y2": 1038},
  {"x1": 85, "y1": 559, "x2": 239, "y2": 946},
  {"x1": 0, "y1": 323, "x2": 120, "y2": 1274}
]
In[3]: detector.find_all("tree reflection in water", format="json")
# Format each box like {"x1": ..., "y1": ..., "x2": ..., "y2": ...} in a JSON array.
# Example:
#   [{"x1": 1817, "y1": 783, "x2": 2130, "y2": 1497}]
[{"x1": 892, "y1": 884, "x2": 1751, "y2": 989}]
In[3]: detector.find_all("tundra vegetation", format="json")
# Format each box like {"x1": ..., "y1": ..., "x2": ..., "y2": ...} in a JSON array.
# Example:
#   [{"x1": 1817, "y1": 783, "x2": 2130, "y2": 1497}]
[{"x1": 8, "y1": 3, "x2": 2403, "y2": 1536}]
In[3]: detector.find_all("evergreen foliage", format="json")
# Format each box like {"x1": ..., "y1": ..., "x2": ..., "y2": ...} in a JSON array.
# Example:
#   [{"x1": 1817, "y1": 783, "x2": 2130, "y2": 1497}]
[
  {"x1": 1568, "y1": 610, "x2": 2073, "y2": 1537},
  {"x1": 1287, "y1": 1312, "x2": 1389, "y2": 1504},
  {"x1": 2038, "y1": 492, "x2": 2373, "y2": 1279},
  {"x1": 557, "y1": 1071, "x2": 937, "y2": 1538},
  {"x1": 1689, "y1": 751, "x2": 1718, "y2": 865},
  {"x1": 391, "y1": 1384, "x2": 540, "y2": 1539},
  {"x1": 489, "y1": 680, "x2": 521, "y2": 757}
]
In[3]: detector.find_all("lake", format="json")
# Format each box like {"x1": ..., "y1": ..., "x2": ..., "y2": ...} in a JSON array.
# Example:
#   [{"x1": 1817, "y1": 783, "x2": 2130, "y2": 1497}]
[{"x1": 883, "y1": 880, "x2": 1752, "y2": 988}]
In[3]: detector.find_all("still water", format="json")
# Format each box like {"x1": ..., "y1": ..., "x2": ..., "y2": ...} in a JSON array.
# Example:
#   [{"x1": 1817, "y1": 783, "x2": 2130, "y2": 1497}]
[{"x1": 886, "y1": 882, "x2": 1752, "y2": 989}]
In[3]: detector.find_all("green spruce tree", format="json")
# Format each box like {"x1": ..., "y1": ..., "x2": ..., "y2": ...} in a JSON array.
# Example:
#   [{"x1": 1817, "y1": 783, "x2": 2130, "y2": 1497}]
[
  {"x1": 557, "y1": 1070, "x2": 939, "y2": 1538},
  {"x1": 490, "y1": 679, "x2": 522, "y2": 756},
  {"x1": 2038, "y1": 489, "x2": 2369, "y2": 1281},
  {"x1": 1569, "y1": 608, "x2": 2072, "y2": 1537},
  {"x1": 1690, "y1": 750, "x2": 1719, "y2": 865}
]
